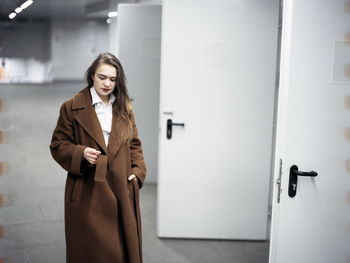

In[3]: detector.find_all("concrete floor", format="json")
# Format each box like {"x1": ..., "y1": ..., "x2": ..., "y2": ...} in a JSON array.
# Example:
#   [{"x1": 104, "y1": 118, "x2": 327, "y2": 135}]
[{"x1": 0, "y1": 82, "x2": 269, "y2": 263}]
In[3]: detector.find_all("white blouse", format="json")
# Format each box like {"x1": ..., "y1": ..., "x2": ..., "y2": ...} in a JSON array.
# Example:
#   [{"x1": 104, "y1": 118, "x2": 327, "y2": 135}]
[{"x1": 90, "y1": 87, "x2": 115, "y2": 147}]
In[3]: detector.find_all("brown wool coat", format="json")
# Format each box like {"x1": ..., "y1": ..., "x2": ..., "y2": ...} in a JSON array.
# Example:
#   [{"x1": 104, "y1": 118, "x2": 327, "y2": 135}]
[{"x1": 50, "y1": 87, "x2": 146, "y2": 263}]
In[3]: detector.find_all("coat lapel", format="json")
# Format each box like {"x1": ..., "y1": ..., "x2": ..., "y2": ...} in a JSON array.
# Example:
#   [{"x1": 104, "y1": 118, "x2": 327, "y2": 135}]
[
  {"x1": 107, "y1": 113, "x2": 123, "y2": 162},
  {"x1": 72, "y1": 87, "x2": 108, "y2": 154}
]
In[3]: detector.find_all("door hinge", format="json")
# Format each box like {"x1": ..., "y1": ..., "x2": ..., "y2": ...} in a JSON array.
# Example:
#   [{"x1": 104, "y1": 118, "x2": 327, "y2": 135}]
[{"x1": 276, "y1": 159, "x2": 283, "y2": 203}]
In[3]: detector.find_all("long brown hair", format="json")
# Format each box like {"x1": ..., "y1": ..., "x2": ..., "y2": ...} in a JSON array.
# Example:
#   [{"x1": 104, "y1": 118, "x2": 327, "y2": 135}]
[{"x1": 85, "y1": 52, "x2": 132, "y2": 142}]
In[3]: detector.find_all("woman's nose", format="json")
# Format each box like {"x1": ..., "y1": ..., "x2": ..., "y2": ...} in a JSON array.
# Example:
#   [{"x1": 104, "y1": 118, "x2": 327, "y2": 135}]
[{"x1": 104, "y1": 79, "x2": 111, "y2": 86}]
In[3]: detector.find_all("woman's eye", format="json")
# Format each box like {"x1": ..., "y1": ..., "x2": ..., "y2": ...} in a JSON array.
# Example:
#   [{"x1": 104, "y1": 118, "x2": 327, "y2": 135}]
[{"x1": 99, "y1": 76, "x2": 106, "y2": 80}]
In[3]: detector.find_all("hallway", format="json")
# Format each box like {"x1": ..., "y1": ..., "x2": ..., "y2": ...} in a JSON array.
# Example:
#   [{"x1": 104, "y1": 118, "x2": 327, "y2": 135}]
[{"x1": 0, "y1": 83, "x2": 269, "y2": 263}]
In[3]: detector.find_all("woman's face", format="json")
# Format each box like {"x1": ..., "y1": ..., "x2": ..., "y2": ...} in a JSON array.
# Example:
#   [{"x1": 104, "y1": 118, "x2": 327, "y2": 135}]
[{"x1": 92, "y1": 63, "x2": 117, "y2": 100}]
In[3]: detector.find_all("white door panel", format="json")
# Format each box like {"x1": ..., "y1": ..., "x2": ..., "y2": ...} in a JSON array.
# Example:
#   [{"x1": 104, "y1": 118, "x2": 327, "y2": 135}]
[
  {"x1": 269, "y1": 0, "x2": 350, "y2": 262},
  {"x1": 158, "y1": 0, "x2": 279, "y2": 239},
  {"x1": 117, "y1": 4, "x2": 162, "y2": 183}
]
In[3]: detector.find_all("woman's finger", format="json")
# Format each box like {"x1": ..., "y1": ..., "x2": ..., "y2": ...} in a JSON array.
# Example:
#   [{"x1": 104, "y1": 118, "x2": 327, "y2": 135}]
[
  {"x1": 128, "y1": 174, "x2": 136, "y2": 181},
  {"x1": 88, "y1": 153, "x2": 96, "y2": 158},
  {"x1": 89, "y1": 153, "x2": 98, "y2": 159}
]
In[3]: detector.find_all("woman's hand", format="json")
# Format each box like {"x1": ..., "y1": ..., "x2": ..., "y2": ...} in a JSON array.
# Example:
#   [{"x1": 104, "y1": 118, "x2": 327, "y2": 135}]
[{"x1": 83, "y1": 147, "x2": 101, "y2": 165}]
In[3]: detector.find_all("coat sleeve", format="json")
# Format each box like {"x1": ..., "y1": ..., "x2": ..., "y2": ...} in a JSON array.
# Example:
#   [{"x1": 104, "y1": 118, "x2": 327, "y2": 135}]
[
  {"x1": 50, "y1": 101, "x2": 88, "y2": 176},
  {"x1": 130, "y1": 111, "x2": 147, "y2": 188}
]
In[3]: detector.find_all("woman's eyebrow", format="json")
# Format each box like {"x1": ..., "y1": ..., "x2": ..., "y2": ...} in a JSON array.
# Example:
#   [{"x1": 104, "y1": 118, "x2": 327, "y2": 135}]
[{"x1": 98, "y1": 73, "x2": 117, "y2": 78}]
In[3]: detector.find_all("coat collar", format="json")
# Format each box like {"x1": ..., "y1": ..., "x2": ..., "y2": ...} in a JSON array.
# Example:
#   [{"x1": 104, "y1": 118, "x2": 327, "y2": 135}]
[{"x1": 71, "y1": 87, "x2": 123, "y2": 160}]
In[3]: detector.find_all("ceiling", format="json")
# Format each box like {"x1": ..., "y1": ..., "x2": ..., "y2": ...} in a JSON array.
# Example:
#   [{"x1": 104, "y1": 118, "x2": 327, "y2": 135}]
[{"x1": 0, "y1": 0, "x2": 126, "y2": 21}]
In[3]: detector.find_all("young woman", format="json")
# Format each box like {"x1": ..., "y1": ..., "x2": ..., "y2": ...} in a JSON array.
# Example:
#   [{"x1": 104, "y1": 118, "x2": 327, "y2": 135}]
[{"x1": 50, "y1": 52, "x2": 146, "y2": 263}]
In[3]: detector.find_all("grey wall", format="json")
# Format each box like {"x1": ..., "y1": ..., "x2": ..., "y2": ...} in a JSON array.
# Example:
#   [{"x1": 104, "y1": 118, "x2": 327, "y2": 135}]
[
  {"x1": 0, "y1": 20, "x2": 51, "y2": 60},
  {"x1": 51, "y1": 18, "x2": 109, "y2": 81},
  {"x1": 0, "y1": 18, "x2": 109, "y2": 81},
  {"x1": 109, "y1": 0, "x2": 162, "y2": 56}
]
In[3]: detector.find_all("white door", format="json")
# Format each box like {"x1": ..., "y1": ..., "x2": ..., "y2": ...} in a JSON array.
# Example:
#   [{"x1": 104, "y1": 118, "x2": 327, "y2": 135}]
[
  {"x1": 157, "y1": 0, "x2": 279, "y2": 239},
  {"x1": 117, "y1": 4, "x2": 162, "y2": 183},
  {"x1": 269, "y1": 0, "x2": 350, "y2": 262}
]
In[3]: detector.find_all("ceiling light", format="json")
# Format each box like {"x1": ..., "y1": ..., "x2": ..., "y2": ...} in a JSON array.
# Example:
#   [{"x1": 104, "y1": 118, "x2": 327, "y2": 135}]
[
  {"x1": 21, "y1": 0, "x2": 34, "y2": 9},
  {"x1": 108, "y1": 11, "x2": 118, "y2": 18},
  {"x1": 15, "y1": 7, "x2": 23, "y2": 13},
  {"x1": 9, "y1": 12, "x2": 16, "y2": 19},
  {"x1": 106, "y1": 18, "x2": 112, "y2": 24}
]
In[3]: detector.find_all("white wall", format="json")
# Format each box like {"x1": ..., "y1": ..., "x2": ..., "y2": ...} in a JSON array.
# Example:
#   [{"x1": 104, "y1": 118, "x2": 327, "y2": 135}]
[
  {"x1": 51, "y1": 18, "x2": 109, "y2": 81},
  {"x1": 138, "y1": 0, "x2": 162, "y2": 3}
]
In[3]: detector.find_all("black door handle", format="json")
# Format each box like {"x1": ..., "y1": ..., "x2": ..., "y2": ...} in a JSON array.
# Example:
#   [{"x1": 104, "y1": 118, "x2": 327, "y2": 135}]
[
  {"x1": 288, "y1": 165, "x2": 318, "y2": 197},
  {"x1": 167, "y1": 119, "x2": 185, "y2": 139}
]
